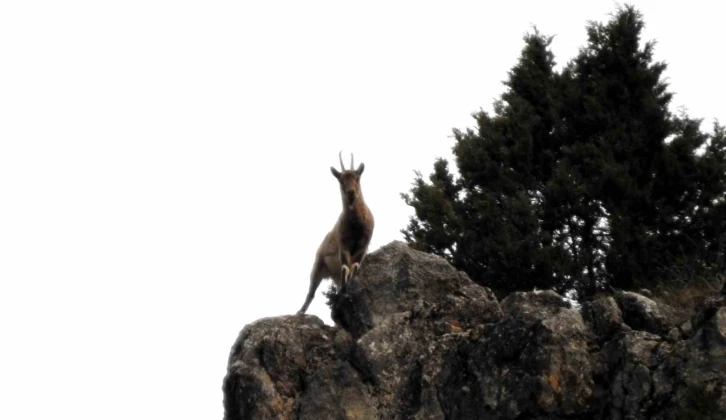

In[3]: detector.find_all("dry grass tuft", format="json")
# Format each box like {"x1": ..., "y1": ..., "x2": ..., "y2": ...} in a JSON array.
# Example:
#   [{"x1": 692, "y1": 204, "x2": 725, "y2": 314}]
[{"x1": 650, "y1": 274, "x2": 724, "y2": 325}]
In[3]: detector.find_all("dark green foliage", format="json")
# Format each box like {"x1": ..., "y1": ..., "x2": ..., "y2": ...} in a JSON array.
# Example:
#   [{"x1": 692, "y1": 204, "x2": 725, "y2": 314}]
[
  {"x1": 562, "y1": 7, "x2": 675, "y2": 293},
  {"x1": 401, "y1": 5, "x2": 726, "y2": 299},
  {"x1": 403, "y1": 28, "x2": 569, "y2": 295}
]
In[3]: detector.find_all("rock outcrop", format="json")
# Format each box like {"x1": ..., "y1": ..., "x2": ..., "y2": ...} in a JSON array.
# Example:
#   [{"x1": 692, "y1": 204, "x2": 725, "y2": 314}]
[{"x1": 223, "y1": 241, "x2": 726, "y2": 419}]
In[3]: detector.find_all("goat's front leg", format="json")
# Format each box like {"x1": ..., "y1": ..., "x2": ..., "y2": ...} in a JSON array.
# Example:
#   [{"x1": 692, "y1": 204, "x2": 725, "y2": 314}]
[
  {"x1": 349, "y1": 250, "x2": 368, "y2": 281},
  {"x1": 350, "y1": 262, "x2": 360, "y2": 279},
  {"x1": 339, "y1": 249, "x2": 352, "y2": 290}
]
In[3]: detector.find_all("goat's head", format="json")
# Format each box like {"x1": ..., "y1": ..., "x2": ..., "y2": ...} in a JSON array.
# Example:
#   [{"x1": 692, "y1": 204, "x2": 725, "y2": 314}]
[{"x1": 330, "y1": 151, "x2": 365, "y2": 206}]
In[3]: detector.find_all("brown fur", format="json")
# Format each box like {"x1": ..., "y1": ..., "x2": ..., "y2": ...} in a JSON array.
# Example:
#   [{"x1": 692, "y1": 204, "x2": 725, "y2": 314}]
[{"x1": 297, "y1": 154, "x2": 374, "y2": 314}]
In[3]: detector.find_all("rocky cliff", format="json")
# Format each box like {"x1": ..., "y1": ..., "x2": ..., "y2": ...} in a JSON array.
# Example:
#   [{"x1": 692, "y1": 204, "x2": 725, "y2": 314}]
[{"x1": 222, "y1": 241, "x2": 726, "y2": 419}]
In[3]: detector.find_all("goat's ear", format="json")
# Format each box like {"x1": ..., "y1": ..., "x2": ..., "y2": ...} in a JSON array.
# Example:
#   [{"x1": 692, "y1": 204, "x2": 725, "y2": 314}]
[
  {"x1": 356, "y1": 163, "x2": 365, "y2": 176},
  {"x1": 330, "y1": 167, "x2": 341, "y2": 179}
]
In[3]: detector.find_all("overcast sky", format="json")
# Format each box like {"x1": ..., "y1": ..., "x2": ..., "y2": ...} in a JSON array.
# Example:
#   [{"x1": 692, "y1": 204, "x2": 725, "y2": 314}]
[{"x1": 1, "y1": 1, "x2": 723, "y2": 419}]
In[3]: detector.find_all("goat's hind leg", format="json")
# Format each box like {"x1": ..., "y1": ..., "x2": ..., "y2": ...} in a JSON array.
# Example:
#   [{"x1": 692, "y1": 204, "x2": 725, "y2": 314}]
[{"x1": 298, "y1": 259, "x2": 324, "y2": 315}]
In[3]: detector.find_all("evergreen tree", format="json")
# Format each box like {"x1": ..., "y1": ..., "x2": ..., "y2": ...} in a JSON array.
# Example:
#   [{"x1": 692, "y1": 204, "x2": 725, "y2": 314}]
[
  {"x1": 700, "y1": 124, "x2": 726, "y2": 274},
  {"x1": 403, "y1": 31, "x2": 566, "y2": 294},
  {"x1": 401, "y1": 5, "x2": 726, "y2": 298},
  {"x1": 561, "y1": 5, "x2": 674, "y2": 293},
  {"x1": 657, "y1": 120, "x2": 726, "y2": 280}
]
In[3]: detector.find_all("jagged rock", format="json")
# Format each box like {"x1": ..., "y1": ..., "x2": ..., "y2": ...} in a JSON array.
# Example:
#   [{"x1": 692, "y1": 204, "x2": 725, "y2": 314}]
[
  {"x1": 222, "y1": 315, "x2": 378, "y2": 420},
  {"x1": 639, "y1": 289, "x2": 653, "y2": 297},
  {"x1": 330, "y1": 241, "x2": 502, "y2": 338},
  {"x1": 330, "y1": 241, "x2": 503, "y2": 418},
  {"x1": 222, "y1": 241, "x2": 726, "y2": 419},
  {"x1": 691, "y1": 296, "x2": 726, "y2": 332},
  {"x1": 598, "y1": 330, "x2": 664, "y2": 418},
  {"x1": 583, "y1": 296, "x2": 624, "y2": 341},
  {"x1": 653, "y1": 297, "x2": 726, "y2": 419},
  {"x1": 437, "y1": 290, "x2": 595, "y2": 418},
  {"x1": 679, "y1": 320, "x2": 693, "y2": 339},
  {"x1": 666, "y1": 327, "x2": 682, "y2": 343},
  {"x1": 615, "y1": 291, "x2": 676, "y2": 335}
]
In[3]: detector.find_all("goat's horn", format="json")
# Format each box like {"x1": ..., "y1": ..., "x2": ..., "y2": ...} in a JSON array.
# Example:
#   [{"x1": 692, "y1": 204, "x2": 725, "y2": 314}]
[
  {"x1": 350, "y1": 153, "x2": 354, "y2": 170},
  {"x1": 339, "y1": 150, "x2": 345, "y2": 171}
]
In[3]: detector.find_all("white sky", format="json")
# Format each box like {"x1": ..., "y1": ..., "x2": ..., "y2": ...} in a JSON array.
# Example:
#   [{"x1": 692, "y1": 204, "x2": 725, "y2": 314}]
[{"x1": 1, "y1": 1, "x2": 723, "y2": 418}]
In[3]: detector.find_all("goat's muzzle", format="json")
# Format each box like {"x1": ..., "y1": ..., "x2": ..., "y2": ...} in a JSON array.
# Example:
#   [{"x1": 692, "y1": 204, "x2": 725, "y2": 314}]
[{"x1": 347, "y1": 191, "x2": 356, "y2": 204}]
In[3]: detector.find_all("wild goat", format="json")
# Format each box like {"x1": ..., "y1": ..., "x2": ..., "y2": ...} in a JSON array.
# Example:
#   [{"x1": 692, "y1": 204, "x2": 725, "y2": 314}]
[{"x1": 297, "y1": 152, "x2": 375, "y2": 314}]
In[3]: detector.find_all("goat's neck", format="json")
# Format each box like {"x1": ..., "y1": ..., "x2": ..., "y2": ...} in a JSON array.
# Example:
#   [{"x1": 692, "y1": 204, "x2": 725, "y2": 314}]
[{"x1": 341, "y1": 196, "x2": 367, "y2": 220}]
